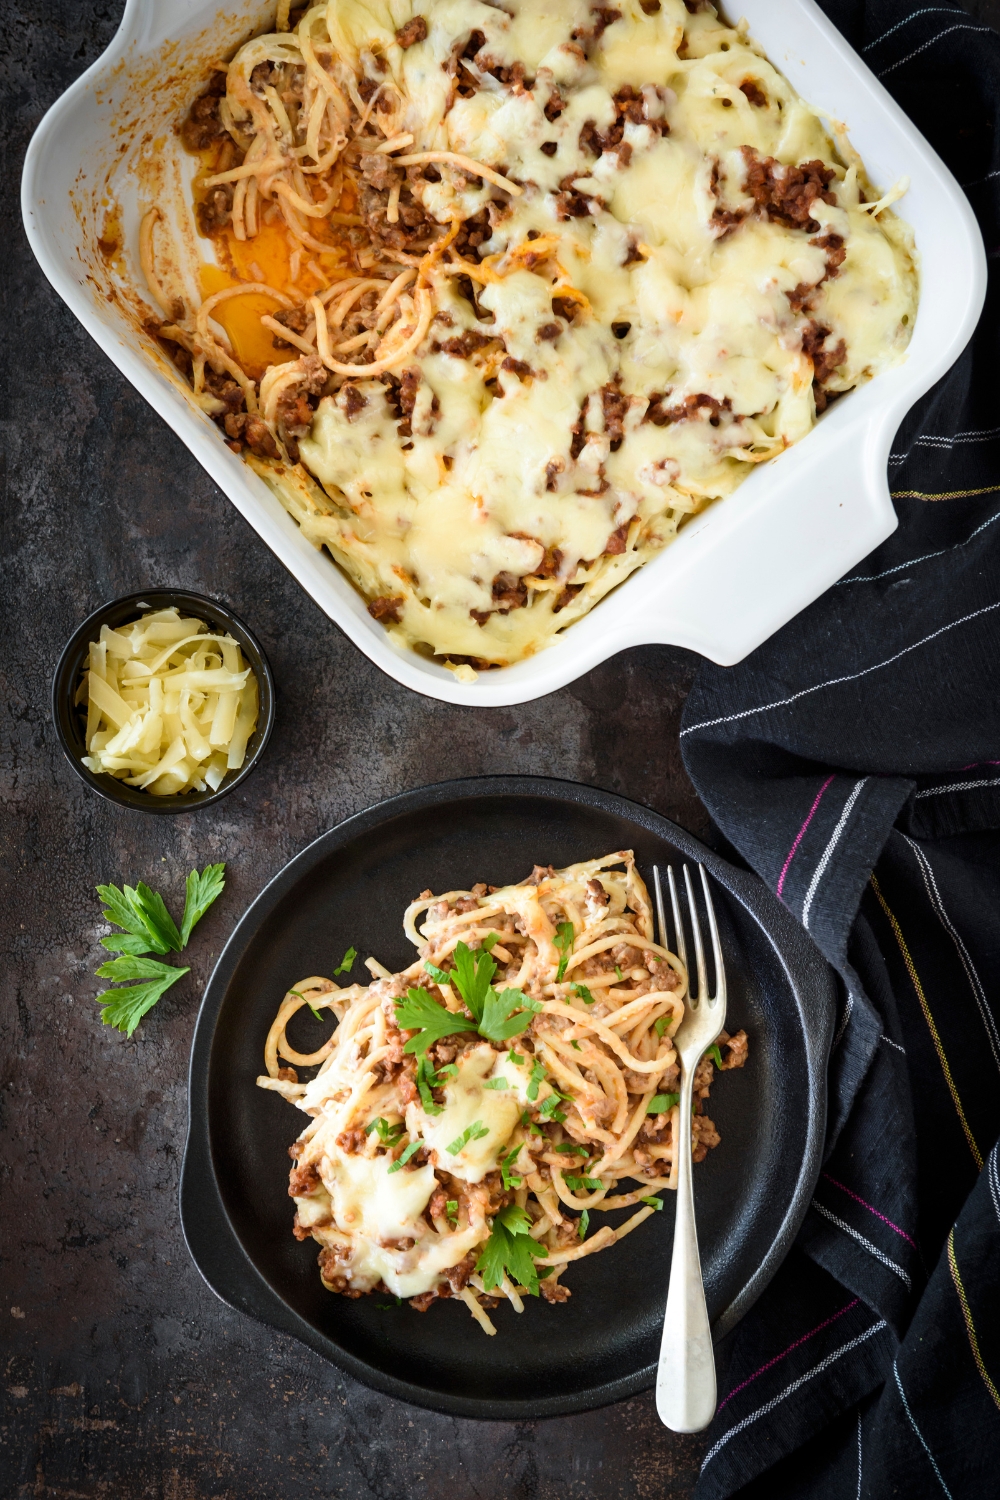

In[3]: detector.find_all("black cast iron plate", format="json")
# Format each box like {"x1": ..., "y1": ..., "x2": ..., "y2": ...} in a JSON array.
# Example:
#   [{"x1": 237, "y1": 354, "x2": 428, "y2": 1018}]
[{"x1": 181, "y1": 776, "x2": 834, "y2": 1419}]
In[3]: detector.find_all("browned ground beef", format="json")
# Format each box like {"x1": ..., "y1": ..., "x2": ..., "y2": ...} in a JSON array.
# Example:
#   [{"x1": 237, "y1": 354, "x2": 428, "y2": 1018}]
[
  {"x1": 742, "y1": 147, "x2": 836, "y2": 232},
  {"x1": 492, "y1": 572, "x2": 529, "y2": 611},
  {"x1": 572, "y1": 7, "x2": 622, "y2": 43},
  {"x1": 336, "y1": 1128, "x2": 366, "y2": 1154},
  {"x1": 197, "y1": 185, "x2": 234, "y2": 235},
  {"x1": 601, "y1": 377, "x2": 629, "y2": 445},
  {"x1": 180, "y1": 74, "x2": 228, "y2": 151},
  {"x1": 288, "y1": 1162, "x2": 321, "y2": 1196},
  {"x1": 395, "y1": 15, "x2": 427, "y2": 47},
  {"x1": 740, "y1": 78, "x2": 767, "y2": 107},
  {"x1": 434, "y1": 329, "x2": 496, "y2": 358},
  {"x1": 368, "y1": 596, "x2": 405, "y2": 624},
  {"x1": 801, "y1": 320, "x2": 847, "y2": 386},
  {"x1": 645, "y1": 392, "x2": 732, "y2": 428}
]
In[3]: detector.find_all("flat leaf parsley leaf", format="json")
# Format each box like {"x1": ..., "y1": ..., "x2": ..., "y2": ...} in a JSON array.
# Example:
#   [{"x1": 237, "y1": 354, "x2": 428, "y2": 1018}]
[
  {"x1": 572, "y1": 983, "x2": 595, "y2": 1004},
  {"x1": 578, "y1": 1209, "x2": 590, "y2": 1240},
  {"x1": 179, "y1": 863, "x2": 226, "y2": 948},
  {"x1": 93, "y1": 956, "x2": 190, "y2": 1037},
  {"x1": 479, "y1": 986, "x2": 541, "y2": 1046},
  {"x1": 641, "y1": 1195, "x2": 664, "y2": 1210},
  {"x1": 399, "y1": 941, "x2": 538, "y2": 1053},
  {"x1": 564, "y1": 1174, "x2": 602, "y2": 1192},
  {"x1": 94, "y1": 865, "x2": 227, "y2": 1035},
  {"x1": 476, "y1": 1204, "x2": 547, "y2": 1295},
  {"x1": 395, "y1": 987, "x2": 477, "y2": 1057},
  {"x1": 706, "y1": 1043, "x2": 724, "y2": 1069},
  {"x1": 96, "y1": 881, "x2": 181, "y2": 955},
  {"x1": 647, "y1": 1092, "x2": 680, "y2": 1115}
]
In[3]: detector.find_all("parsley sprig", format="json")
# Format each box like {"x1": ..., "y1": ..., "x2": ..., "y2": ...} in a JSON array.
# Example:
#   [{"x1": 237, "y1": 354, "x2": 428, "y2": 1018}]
[
  {"x1": 94, "y1": 865, "x2": 226, "y2": 1035},
  {"x1": 476, "y1": 1205, "x2": 548, "y2": 1296},
  {"x1": 395, "y1": 941, "x2": 540, "y2": 1059}
]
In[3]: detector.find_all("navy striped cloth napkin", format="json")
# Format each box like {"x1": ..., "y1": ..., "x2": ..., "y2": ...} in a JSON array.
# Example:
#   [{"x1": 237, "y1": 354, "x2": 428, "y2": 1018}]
[{"x1": 681, "y1": 3, "x2": 1000, "y2": 1495}]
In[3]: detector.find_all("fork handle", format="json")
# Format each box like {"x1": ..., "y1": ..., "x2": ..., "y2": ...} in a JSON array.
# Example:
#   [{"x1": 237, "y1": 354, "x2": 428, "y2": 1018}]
[{"x1": 655, "y1": 1067, "x2": 717, "y2": 1432}]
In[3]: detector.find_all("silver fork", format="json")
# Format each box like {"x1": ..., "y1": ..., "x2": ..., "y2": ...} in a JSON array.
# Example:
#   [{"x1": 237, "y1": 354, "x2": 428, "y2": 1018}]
[{"x1": 652, "y1": 863, "x2": 727, "y2": 1432}]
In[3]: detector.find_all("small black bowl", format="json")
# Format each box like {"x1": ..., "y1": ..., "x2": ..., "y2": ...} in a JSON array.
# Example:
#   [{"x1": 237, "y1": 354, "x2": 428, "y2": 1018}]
[{"x1": 52, "y1": 589, "x2": 275, "y2": 814}]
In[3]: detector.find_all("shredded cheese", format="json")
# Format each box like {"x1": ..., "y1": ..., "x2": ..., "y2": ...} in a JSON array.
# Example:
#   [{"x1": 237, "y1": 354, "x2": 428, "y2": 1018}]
[{"x1": 78, "y1": 607, "x2": 259, "y2": 795}]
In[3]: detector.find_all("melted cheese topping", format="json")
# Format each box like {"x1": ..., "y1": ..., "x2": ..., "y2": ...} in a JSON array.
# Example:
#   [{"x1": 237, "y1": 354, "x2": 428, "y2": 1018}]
[
  {"x1": 306, "y1": 1135, "x2": 486, "y2": 1297},
  {"x1": 265, "y1": 0, "x2": 917, "y2": 670},
  {"x1": 405, "y1": 1041, "x2": 521, "y2": 1181}
]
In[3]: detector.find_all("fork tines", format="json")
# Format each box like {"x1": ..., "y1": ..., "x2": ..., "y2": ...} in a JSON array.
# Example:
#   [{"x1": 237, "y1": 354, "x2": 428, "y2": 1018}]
[{"x1": 653, "y1": 862, "x2": 726, "y2": 1008}]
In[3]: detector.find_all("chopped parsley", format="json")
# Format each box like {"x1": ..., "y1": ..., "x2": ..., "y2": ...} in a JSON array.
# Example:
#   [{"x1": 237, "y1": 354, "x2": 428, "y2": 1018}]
[
  {"x1": 483, "y1": 1076, "x2": 509, "y2": 1091},
  {"x1": 290, "y1": 988, "x2": 323, "y2": 1021},
  {"x1": 526, "y1": 1059, "x2": 546, "y2": 1102},
  {"x1": 706, "y1": 1043, "x2": 724, "y2": 1069},
  {"x1": 554, "y1": 1142, "x2": 589, "y2": 1155},
  {"x1": 508, "y1": 1050, "x2": 524, "y2": 1065},
  {"x1": 553, "y1": 922, "x2": 575, "y2": 981},
  {"x1": 578, "y1": 1209, "x2": 590, "y2": 1240},
  {"x1": 647, "y1": 1093, "x2": 680, "y2": 1115},
  {"x1": 416, "y1": 1057, "x2": 445, "y2": 1115},
  {"x1": 476, "y1": 1205, "x2": 547, "y2": 1296},
  {"x1": 570, "y1": 1039, "x2": 581, "y2": 1051},
  {"x1": 521, "y1": 1109, "x2": 544, "y2": 1136},
  {"x1": 446, "y1": 1120, "x2": 489, "y2": 1155},
  {"x1": 387, "y1": 1139, "x2": 422, "y2": 1174},
  {"x1": 445, "y1": 1199, "x2": 458, "y2": 1225},
  {"x1": 564, "y1": 1174, "x2": 602, "y2": 1192},
  {"x1": 572, "y1": 982, "x2": 596, "y2": 1004},
  {"x1": 365, "y1": 1116, "x2": 404, "y2": 1144},
  {"x1": 641, "y1": 1195, "x2": 664, "y2": 1210},
  {"x1": 498, "y1": 1145, "x2": 523, "y2": 1191},
  {"x1": 333, "y1": 945, "x2": 357, "y2": 976},
  {"x1": 614, "y1": 965, "x2": 624, "y2": 982},
  {"x1": 399, "y1": 941, "x2": 540, "y2": 1054},
  {"x1": 538, "y1": 1093, "x2": 567, "y2": 1123},
  {"x1": 654, "y1": 1015, "x2": 670, "y2": 1037}
]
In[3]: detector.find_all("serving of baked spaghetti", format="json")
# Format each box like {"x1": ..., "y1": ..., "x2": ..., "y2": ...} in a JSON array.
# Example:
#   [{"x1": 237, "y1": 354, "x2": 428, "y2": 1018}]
[
  {"x1": 145, "y1": 0, "x2": 917, "y2": 673},
  {"x1": 257, "y1": 851, "x2": 747, "y2": 1332}
]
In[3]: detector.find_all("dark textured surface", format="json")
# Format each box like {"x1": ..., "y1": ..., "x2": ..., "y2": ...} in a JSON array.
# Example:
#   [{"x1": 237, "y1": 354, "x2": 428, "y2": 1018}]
[{"x1": 1, "y1": 4, "x2": 710, "y2": 1494}]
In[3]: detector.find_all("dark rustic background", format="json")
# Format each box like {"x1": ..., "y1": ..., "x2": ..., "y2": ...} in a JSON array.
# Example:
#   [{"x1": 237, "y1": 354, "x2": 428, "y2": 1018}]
[{"x1": 2, "y1": 2, "x2": 997, "y2": 1497}]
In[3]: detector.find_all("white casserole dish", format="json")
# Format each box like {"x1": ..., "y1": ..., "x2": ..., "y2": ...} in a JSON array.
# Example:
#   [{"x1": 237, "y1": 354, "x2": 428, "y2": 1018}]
[{"x1": 22, "y1": 0, "x2": 986, "y2": 706}]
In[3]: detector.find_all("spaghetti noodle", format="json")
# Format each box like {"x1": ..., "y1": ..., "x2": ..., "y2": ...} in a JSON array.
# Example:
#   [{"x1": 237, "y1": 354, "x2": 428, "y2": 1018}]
[
  {"x1": 148, "y1": 0, "x2": 916, "y2": 673},
  {"x1": 256, "y1": 851, "x2": 747, "y2": 1333}
]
